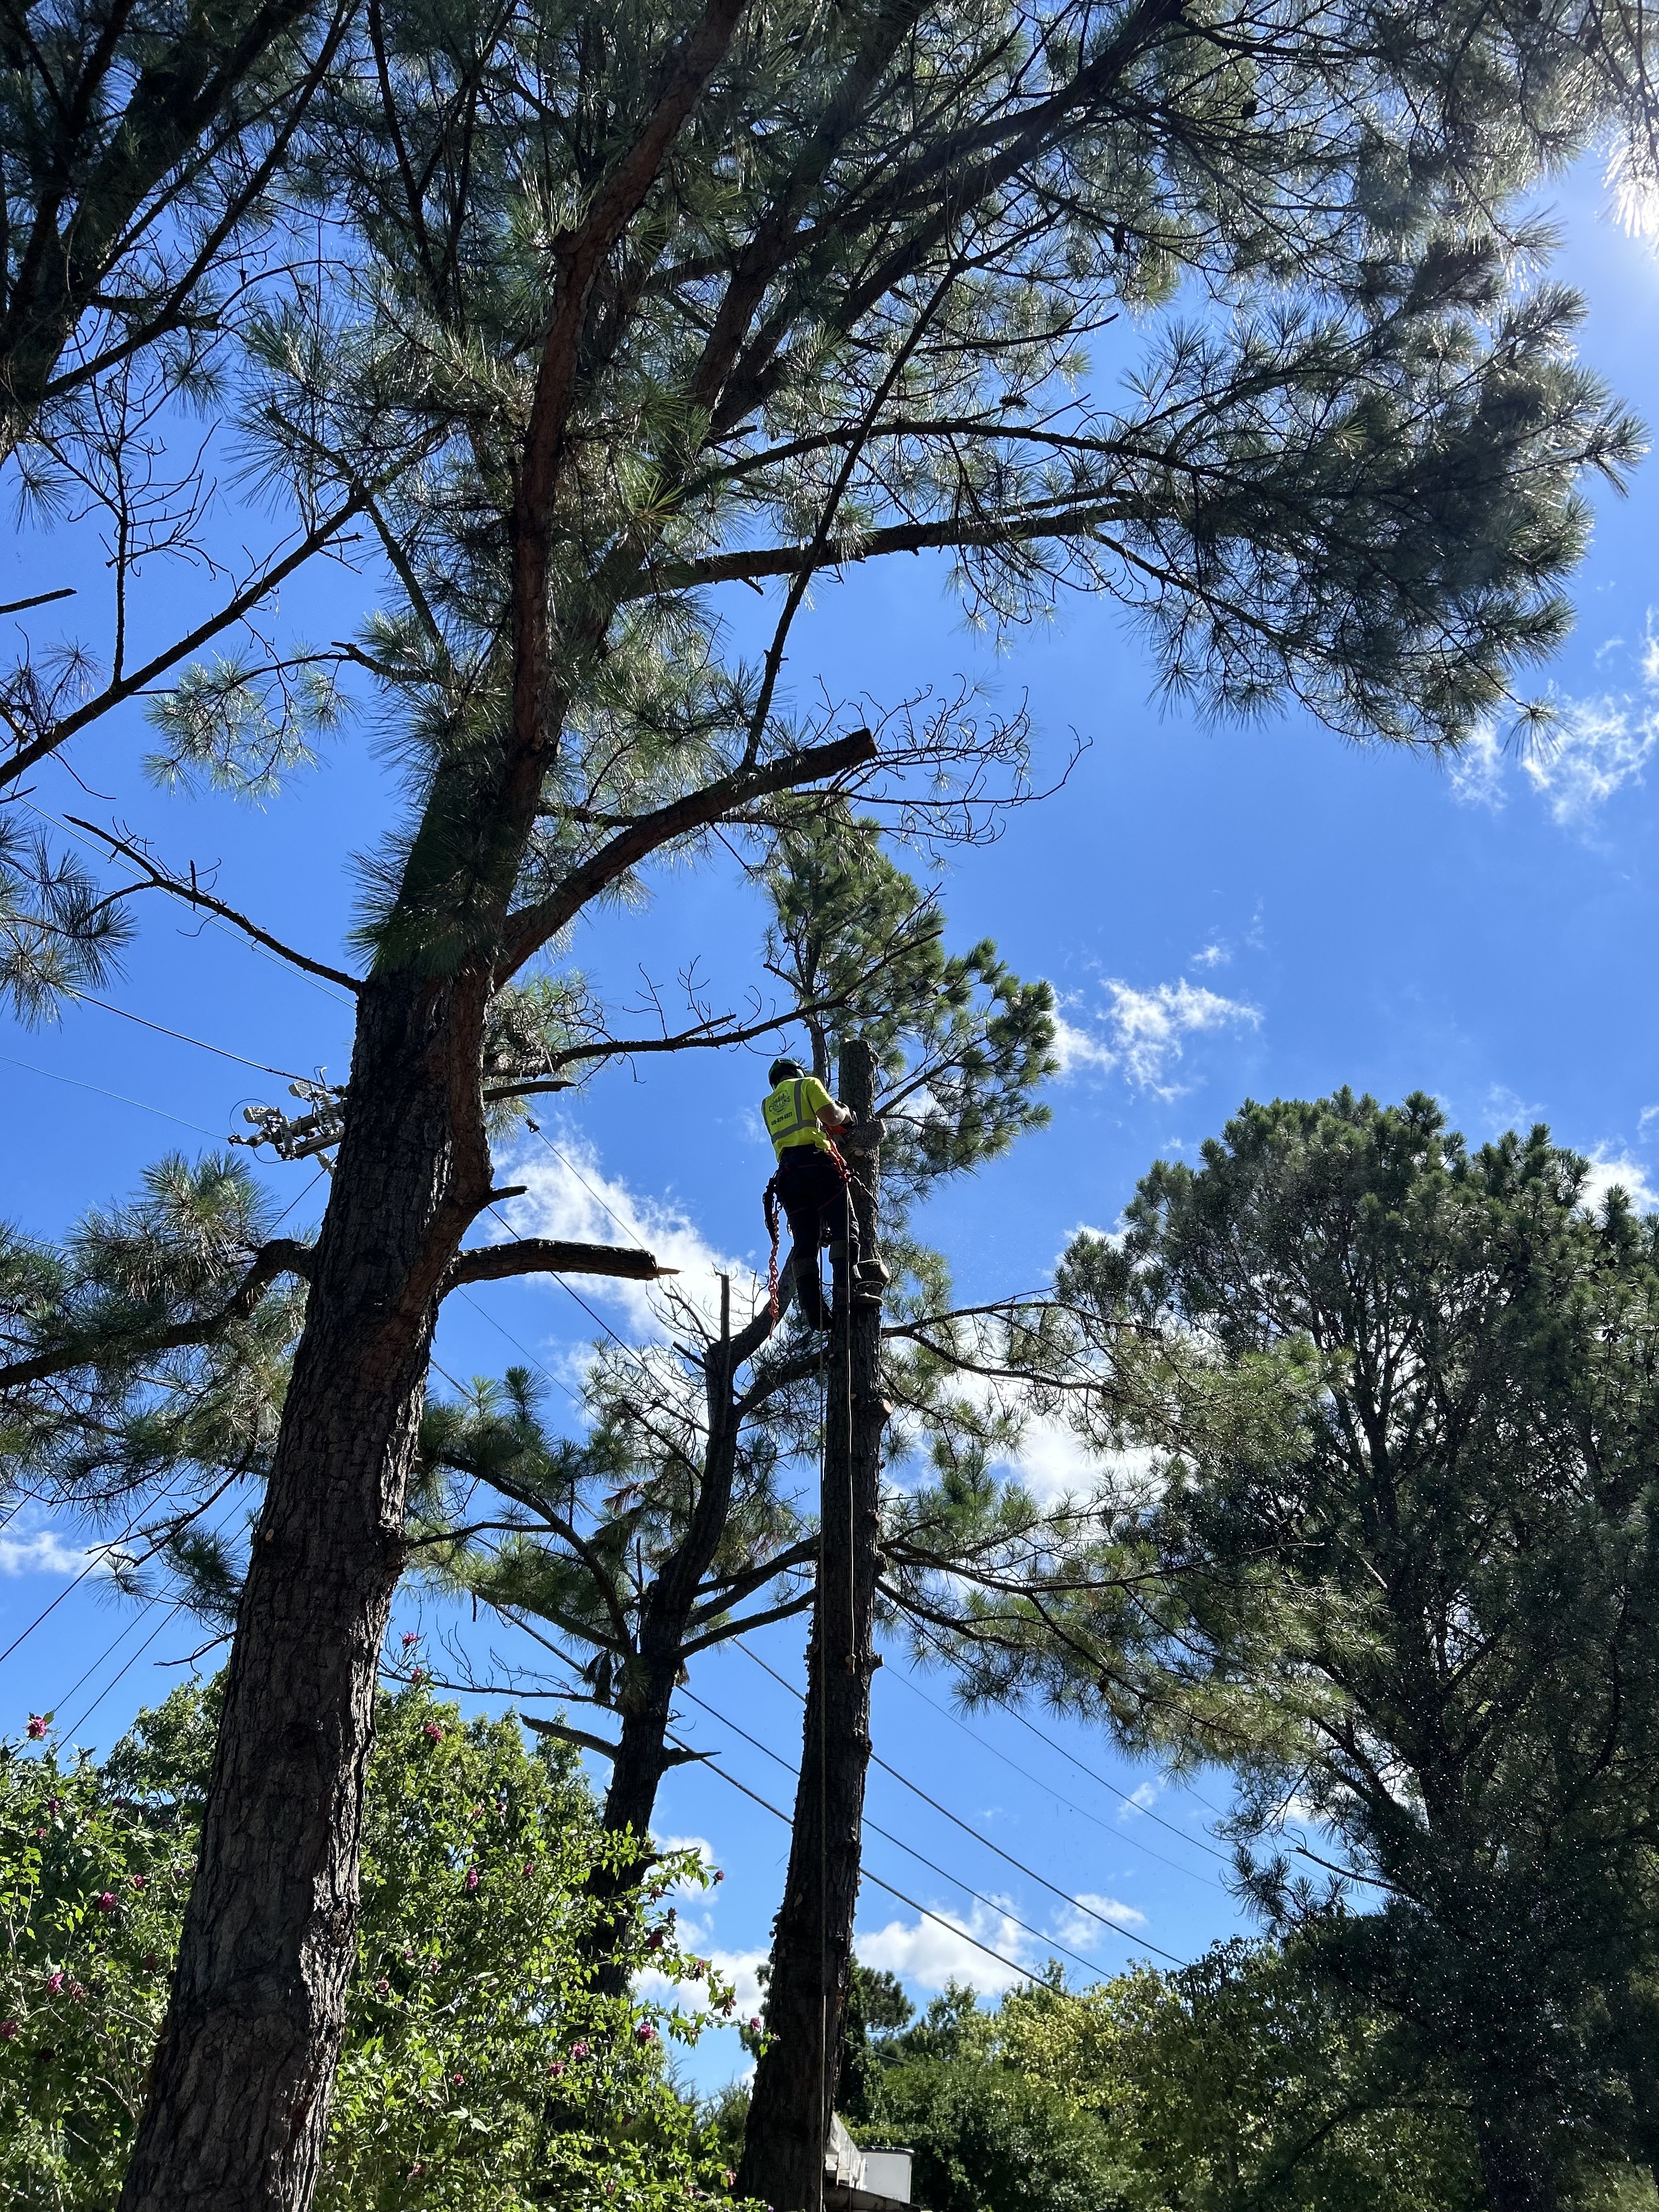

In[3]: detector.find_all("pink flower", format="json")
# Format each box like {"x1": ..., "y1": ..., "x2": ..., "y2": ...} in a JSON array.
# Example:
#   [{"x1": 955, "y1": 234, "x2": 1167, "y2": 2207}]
[
  {"x1": 713, "y1": 1869, "x2": 725, "y2": 1884},
  {"x1": 67, "y1": 1982, "x2": 85, "y2": 2003},
  {"x1": 375, "y1": 1977, "x2": 390, "y2": 1997},
  {"x1": 452, "y1": 2070, "x2": 464, "y2": 2085},
  {"x1": 748, "y1": 2017, "x2": 761, "y2": 2032},
  {"x1": 570, "y1": 2041, "x2": 590, "y2": 2060},
  {"x1": 46, "y1": 1971, "x2": 64, "y2": 1995},
  {"x1": 130, "y1": 1874, "x2": 145, "y2": 1891},
  {"x1": 724, "y1": 2171, "x2": 736, "y2": 2189},
  {"x1": 26, "y1": 1715, "x2": 46, "y2": 1739},
  {"x1": 409, "y1": 1667, "x2": 425, "y2": 1685},
  {"x1": 423, "y1": 1721, "x2": 443, "y2": 1742},
  {"x1": 548, "y1": 2059, "x2": 566, "y2": 2078},
  {"x1": 635, "y1": 2020, "x2": 657, "y2": 2043},
  {"x1": 0, "y1": 2022, "x2": 15, "y2": 2041},
  {"x1": 464, "y1": 1866, "x2": 480, "y2": 1893},
  {"x1": 522, "y1": 1860, "x2": 534, "y2": 1877},
  {"x1": 401, "y1": 1632, "x2": 419, "y2": 1646},
  {"x1": 32, "y1": 1826, "x2": 44, "y2": 1839},
  {"x1": 96, "y1": 1891, "x2": 117, "y2": 1913}
]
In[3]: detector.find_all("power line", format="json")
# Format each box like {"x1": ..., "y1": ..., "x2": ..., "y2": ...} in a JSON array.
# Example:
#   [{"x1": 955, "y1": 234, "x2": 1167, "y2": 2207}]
[
  {"x1": 0, "y1": 1474, "x2": 208, "y2": 1669},
  {"x1": 68, "y1": 994, "x2": 309, "y2": 1081},
  {"x1": 743, "y1": 1641, "x2": 1227, "y2": 1888},
  {"x1": 1, "y1": 1053, "x2": 224, "y2": 1139},
  {"x1": 905, "y1": 1620, "x2": 1233, "y2": 1864},
  {"x1": 60, "y1": 1599, "x2": 188, "y2": 1742},
  {"x1": 677, "y1": 1678, "x2": 1188, "y2": 1970},
  {"x1": 25, "y1": 798, "x2": 358, "y2": 1011},
  {"x1": 673, "y1": 1736, "x2": 1081, "y2": 1990},
  {"x1": 717, "y1": 1656, "x2": 1222, "y2": 1910}
]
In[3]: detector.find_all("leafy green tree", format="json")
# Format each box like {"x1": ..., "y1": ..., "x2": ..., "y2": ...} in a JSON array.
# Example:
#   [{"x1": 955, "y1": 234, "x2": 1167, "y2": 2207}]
[
  {"x1": 0, "y1": 0, "x2": 1641, "y2": 2183},
  {"x1": 1001, "y1": 1941, "x2": 1483, "y2": 2211},
  {"x1": 1030, "y1": 1093, "x2": 1659, "y2": 2211},
  {"x1": 0, "y1": 1679, "x2": 742, "y2": 2211}
]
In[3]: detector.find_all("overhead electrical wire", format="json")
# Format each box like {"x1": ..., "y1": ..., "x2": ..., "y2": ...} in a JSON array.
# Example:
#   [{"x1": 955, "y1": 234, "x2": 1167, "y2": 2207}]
[
  {"x1": 879, "y1": 1647, "x2": 1234, "y2": 1855},
  {"x1": 741, "y1": 1640, "x2": 1228, "y2": 1886},
  {"x1": 24, "y1": 798, "x2": 358, "y2": 1012},
  {"x1": 670, "y1": 1728, "x2": 1190, "y2": 1985},
  {"x1": 67, "y1": 993, "x2": 309, "y2": 1081},
  {"x1": 712, "y1": 1660, "x2": 1223, "y2": 1905},
  {"x1": 902, "y1": 1620, "x2": 1234, "y2": 1864},
  {"x1": 1, "y1": 1053, "x2": 225, "y2": 1139},
  {"x1": 676, "y1": 1678, "x2": 1189, "y2": 1969}
]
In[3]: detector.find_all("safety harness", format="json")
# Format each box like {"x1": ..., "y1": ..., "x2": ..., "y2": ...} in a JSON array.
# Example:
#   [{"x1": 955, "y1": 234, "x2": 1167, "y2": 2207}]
[{"x1": 764, "y1": 1138, "x2": 851, "y2": 1325}]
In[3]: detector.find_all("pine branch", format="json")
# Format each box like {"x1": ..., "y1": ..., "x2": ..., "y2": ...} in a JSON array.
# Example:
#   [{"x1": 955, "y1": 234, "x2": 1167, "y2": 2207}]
[
  {"x1": 63, "y1": 816, "x2": 362, "y2": 992},
  {"x1": 500, "y1": 726, "x2": 877, "y2": 977},
  {"x1": 443, "y1": 1238, "x2": 673, "y2": 1290},
  {"x1": 0, "y1": 1237, "x2": 313, "y2": 1391}
]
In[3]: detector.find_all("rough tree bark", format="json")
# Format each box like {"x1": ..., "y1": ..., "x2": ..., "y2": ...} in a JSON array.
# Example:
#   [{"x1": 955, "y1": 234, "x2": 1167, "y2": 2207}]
[
  {"x1": 737, "y1": 1037, "x2": 887, "y2": 2212},
  {"x1": 116, "y1": 970, "x2": 500, "y2": 2210}
]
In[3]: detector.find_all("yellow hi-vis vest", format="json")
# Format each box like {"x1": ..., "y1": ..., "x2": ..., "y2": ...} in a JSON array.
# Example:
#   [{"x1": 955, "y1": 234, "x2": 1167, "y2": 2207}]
[{"x1": 763, "y1": 1074, "x2": 835, "y2": 1158}]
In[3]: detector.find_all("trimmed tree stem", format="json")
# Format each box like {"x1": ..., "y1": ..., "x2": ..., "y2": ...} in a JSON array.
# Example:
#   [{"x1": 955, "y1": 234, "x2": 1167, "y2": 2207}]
[{"x1": 738, "y1": 1037, "x2": 885, "y2": 2212}]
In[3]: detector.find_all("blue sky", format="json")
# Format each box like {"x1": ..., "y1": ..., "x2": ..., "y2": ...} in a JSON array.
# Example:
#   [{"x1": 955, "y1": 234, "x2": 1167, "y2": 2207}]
[{"x1": 7, "y1": 154, "x2": 1659, "y2": 2090}]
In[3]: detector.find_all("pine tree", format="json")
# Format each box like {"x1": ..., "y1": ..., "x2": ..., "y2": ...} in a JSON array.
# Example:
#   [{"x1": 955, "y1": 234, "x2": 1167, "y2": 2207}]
[
  {"x1": 0, "y1": 0, "x2": 1645, "y2": 2194},
  {"x1": 1015, "y1": 1094, "x2": 1659, "y2": 2211}
]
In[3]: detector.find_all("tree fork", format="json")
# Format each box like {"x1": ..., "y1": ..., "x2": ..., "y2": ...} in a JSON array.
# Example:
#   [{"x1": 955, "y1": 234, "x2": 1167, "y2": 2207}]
[{"x1": 737, "y1": 1037, "x2": 885, "y2": 2212}]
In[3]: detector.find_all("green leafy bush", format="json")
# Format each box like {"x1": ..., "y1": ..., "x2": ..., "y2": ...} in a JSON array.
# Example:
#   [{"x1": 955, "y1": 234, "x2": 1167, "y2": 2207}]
[{"x1": 0, "y1": 1677, "x2": 742, "y2": 2210}]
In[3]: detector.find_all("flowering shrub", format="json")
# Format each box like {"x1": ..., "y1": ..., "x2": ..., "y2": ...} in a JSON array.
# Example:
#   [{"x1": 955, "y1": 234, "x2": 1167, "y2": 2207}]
[{"x1": 0, "y1": 1680, "x2": 746, "y2": 2212}]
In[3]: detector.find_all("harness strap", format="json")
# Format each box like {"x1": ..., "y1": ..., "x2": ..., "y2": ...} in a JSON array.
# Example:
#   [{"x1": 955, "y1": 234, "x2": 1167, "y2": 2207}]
[{"x1": 762, "y1": 1142, "x2": 853, "y2": 1326}]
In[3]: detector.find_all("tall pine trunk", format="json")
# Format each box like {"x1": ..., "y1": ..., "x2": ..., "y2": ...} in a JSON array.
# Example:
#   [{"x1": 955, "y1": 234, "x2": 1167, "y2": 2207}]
[
  {"x1": 117, "y1": 972, "x2": 492, "y2": 2212},
  {"x1": 738, "y1": 1040, "x2": 885, "y2": 2212}
]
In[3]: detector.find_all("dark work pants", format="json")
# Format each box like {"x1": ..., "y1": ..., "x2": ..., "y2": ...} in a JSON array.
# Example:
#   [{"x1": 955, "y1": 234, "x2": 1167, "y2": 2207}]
[{"x1": 775, "y1": 1145, "x2": 855, "y2": 1326}]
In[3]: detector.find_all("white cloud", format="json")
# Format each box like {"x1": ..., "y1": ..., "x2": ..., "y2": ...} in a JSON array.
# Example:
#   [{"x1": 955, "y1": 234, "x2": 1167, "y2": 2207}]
[
  {"x1": 1116, "y1": 1780, "x2": 1160, "y2": 1825},
  {"x1": 651, "y1": 1833, "x2": 718, "y2": 1894},
  {"x1": 1049, "y1": 1015, "x2": 1118, "y2": 1077},
  {"x1": 1004, "y1": 1413, "x2": 1099, "y2": 1505},
  {"x1": 1190, "y1": 941, "x2": 1229, "y2": 970},
  {"x1": 501, "y1": 1124, "x2": 760, "y2": 1338},
  {"x1": 1449, "y1": 634, "x2": 1659, "y2": 828},
  {"x1": 636, "y1": 1943, "x2": 770, "y2": 2028},
  {"x1": 1580, "y1": 1153, "x2": 1659, "y2": 1215},
  {"x1": 856, "y1": 1901, "x2": 1034, "y2": 1995},
  {"x1": 1054, "y1": 1892, "x2": 1147, "y2": 1949},
  {"x1": 0, "y1": 1529, "x2": 92, "y2": 1577},
  {"x1": 1446, "y1": 721, "x2": 1507, "y2": 810},
  {"x1": 1054, "y1": 980, "x2": 1260, "y2": 1099}
]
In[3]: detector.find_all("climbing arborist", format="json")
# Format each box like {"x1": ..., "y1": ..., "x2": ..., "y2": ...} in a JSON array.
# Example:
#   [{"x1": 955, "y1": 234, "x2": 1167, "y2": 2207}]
[{"x1": 761, "y1": 1057, "x2": 861, "y2": 1328}]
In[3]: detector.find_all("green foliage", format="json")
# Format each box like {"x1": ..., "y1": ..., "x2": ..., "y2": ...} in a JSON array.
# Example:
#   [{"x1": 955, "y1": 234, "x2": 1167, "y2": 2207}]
[
  {"x1": 0, "y1": 1153, "x2": 304, "y2": 1550},
  {"x1": 0, "y1": 1679, "x2": 745, "y2": 2211},
  {"x1": 0, "y1": 819, "x2": 134, "y2": 1025},
  {"x1": 760, "y1": 807, "x2": 1056, "y2": 1214},
  {"x1": 1041, "y1": 1091, "x2": 1659, "y2": 2198}
]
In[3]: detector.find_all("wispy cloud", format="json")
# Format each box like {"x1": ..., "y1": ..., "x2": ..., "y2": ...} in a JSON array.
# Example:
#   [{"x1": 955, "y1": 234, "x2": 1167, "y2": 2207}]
[
  {"x1": 1054, "y1": 1892, "x2": 1147, "y2": 1950},
  {"x1": 1449, "y1": 632, "x2": 1659, "y2": 828},
  {"x1": 0, "y1": 1529, "x2": 92, "y2": 1577},
  {"x1": 636, "y1": 1945, "x2": 770, "y2": 2029},
  {"x1": 1116, "y1": 1780, "x2": 1160, "y2": 1825},
  {"x1": 500, "y1": 1123, "x2": 759, "y2": 1337},
  {"x1": 1054, "y1": 980, "x2": 1260, "y2": 1099}
]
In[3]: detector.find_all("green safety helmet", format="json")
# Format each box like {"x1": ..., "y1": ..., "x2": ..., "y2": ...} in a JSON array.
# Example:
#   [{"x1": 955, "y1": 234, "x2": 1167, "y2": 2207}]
[{"x1": 768, "y1": 1057, "x2": 806, "y2": 1087}]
